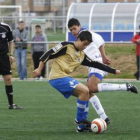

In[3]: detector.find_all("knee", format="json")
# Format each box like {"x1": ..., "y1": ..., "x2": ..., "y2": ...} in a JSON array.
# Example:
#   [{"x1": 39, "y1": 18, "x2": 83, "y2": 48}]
[
  {"x1": 88, "y1": 84, "x2": 98, "y2": 93},
  {"x1": 84, "y1": 86, "x2": 89, "y2": 96},
  {"x1": 82, "y1": 86, "x2": 89, "y2": 99},
  {"x1": 4, "y1": 76, "x2": 12, "y2": 85}
]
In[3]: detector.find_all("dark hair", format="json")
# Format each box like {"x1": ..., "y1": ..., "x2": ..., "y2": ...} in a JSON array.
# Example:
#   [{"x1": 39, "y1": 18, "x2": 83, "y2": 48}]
[
  {"x1": 77, "y1": 31, "x2": 92, "y2": 43},
  {"x1": 68, "y1": 18, "x2": 81, "y2": 28},
  {"x1": 35, "y1": 25, "x2": 41, "y2": 28},
  {"x1": 18, "y1": 20, "x2": 24, "y2": 24}
]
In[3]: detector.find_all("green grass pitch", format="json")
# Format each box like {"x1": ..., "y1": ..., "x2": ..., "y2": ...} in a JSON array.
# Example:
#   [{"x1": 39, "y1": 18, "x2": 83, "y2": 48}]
[{"x1": 0, "y1": 81, "x2": 140, "y2": 140}]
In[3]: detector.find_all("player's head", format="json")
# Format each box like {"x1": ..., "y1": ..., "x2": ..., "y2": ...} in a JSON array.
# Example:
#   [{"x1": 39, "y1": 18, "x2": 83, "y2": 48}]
[
  {"x1": 75, "y1": 31, "x2": 92, "y2": 51},
  {"x1": 18, "y1": 20, "x2": 25, "y2": 31},
  {"x1": 35, "y1": 25, "x2": 42, "y2": 33},
  {"x1": 68, "y1": 18, "x2": 81, "y2": 37}
]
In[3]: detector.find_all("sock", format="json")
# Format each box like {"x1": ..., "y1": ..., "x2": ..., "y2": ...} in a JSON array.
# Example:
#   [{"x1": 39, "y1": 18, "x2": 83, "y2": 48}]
[
  {"x1": 83, "y1": 101, "x2": 89, "y2": 120},
  {"x1": 89, "y1": 95, "x2": 107, "y2": 120},
  {"x1": 5, "y1": 85, "x2": 14, "y2": 105},
  {"x1": 76, "y1": 99, "x2": 87, "y2": 122},
  {"x1": 98, "y1": 83, "x2": 127, "y2": 92}
]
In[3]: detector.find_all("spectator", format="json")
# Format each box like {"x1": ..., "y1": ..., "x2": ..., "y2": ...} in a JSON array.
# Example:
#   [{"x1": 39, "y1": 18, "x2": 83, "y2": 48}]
[
  {"x1": 0, "y1": 22, "x2": 21, "y2": 109},
  {"x1": 13, "y1": 20, "x2": 29, "y2": 80},
  {"x1": 31, "y1": 25, "x2": 47, "y2": 80},
  {"x1": 131, "y1": 26, "x2": 140, "y2": 80}
]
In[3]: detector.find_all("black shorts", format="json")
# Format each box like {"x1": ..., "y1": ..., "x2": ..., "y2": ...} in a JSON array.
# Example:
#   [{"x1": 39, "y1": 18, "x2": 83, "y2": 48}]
[{"x1": 0, "y1": 54, "x2": 12, "y2": 75}]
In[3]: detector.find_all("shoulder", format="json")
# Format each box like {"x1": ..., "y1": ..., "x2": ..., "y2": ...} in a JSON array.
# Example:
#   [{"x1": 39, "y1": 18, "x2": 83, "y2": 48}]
[
  {"x1": 0, "y1": 22, "x2": 12, "y2": 31},
  {"x1": 91, "y1": 31, "x2": 104, "y2": 42},
  {"x1": 61, "y1": 41, "x2": 74, "y2": 46},
  {"x1": 91, "y1": 31, "x2": 102, "y2": 38}
]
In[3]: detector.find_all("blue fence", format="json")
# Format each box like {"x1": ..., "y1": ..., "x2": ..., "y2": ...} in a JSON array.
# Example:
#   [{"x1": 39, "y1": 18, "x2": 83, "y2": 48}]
[{"x1": 68, "y1": 31, "x2": 134, "y2": 42}]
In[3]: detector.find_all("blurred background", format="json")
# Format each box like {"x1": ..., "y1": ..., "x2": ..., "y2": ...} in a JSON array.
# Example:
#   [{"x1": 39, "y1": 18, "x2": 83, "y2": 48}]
[{"x1": 0, "y1": 0, "x2": 140, "y2": 79}]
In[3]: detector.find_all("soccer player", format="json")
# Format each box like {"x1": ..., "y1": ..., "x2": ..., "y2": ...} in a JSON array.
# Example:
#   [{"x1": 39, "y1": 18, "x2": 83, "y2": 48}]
[
  {"x1": 67, "y1": 18, "x2": 138, "y2": 124},
  {"x1": 0, "y1": 22, "x2": 21, "y2": 109},
  {"x1": 33, "y1": 31, "x2": 120, "y2": 132}
]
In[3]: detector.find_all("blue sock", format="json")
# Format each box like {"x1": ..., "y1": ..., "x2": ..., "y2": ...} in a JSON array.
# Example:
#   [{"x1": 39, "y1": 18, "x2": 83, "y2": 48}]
[
  {"x1": 83, "y1": 101, "x2": 89, "y2": 120},
  {"x1": 76, "y1": 99, "x2": 87, "y2": 122}
]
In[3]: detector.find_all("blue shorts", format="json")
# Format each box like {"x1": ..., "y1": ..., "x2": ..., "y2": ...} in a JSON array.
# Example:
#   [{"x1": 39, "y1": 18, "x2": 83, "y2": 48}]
[
  {"x1": 49, "y1": 77, "x2": 79, "y2": 99},
  {"x1": 88, "y1": 73, "x2": 103, "y2": 80}
]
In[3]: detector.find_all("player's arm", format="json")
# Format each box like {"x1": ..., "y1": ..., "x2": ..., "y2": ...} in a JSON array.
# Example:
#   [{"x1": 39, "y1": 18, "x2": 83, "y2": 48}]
[
  {"x1": 39, "y1": 43, "x2": 67, "y2": 63},
  {"x1": 99, "y1": 45, "x2": 111, "y2": 65},
  {"x1": 33, "y1": 43, "x2": 67, "y2": 77},
  {"x1": 9, "y1": 41, "x2": 15, "y2": 63},
  {"x1": 33, "y1": 61, "x2": 45, "y2": 77},
  {"x1": 7, "y1": 26, "x2": 15, "y2": 63},
  {"x1": 94, "y1": 33, "x2": 111, "y2": 65},
  {"x1": 81, "y1": 54, "x2": 120, "y2": 74},
  {"x1": 9, "y1": 41, "x2": 14, "y2": 56}
]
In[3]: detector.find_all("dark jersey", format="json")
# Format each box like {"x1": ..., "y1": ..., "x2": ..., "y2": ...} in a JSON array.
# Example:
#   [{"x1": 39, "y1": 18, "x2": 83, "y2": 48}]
[{"x1": 0, "y1": 22, "x2": 14, "y2": 55}]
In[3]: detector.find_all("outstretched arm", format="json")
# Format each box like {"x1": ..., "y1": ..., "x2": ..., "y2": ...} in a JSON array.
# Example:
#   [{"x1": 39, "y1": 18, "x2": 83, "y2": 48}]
[
  {"x1": 33, "y1": 43, "x2": 67, "y2": 77},
  {"x1": 33, "y1": 61, "x2": 45, "y2": 77},
  {"x1": 99, "y1": 45, "x2": 111, "y2": 65},
  {"x1": 81, "y1": 54, "x2": 120, "y2": 74}
]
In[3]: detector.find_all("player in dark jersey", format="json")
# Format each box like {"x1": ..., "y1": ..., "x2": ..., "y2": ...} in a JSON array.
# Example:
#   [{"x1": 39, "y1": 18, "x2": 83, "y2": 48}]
[
  {"x1": 0, "y1": 22, "x2": 21, "y2": 109},
  {"x1": 33, "y1": 31, "x2": 120, "y2": 132}
]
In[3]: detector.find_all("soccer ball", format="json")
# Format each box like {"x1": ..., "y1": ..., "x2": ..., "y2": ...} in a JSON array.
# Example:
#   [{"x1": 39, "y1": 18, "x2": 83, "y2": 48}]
[{"x1": 91, "y1": 118, "x2": 107, "y2": 134}]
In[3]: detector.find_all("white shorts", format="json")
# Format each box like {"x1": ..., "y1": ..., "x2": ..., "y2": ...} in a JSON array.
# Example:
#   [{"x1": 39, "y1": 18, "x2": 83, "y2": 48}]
[{"x1": 88, "y1": 67, "x2": 108, "y2": 80}]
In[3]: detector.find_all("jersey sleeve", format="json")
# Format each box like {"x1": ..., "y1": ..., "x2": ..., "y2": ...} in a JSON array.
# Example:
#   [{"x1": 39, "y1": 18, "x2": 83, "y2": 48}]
[
  {"x1": 7, "y1": 26, "x2": 14, "y2": 42},
  {"x1": 81, "y1": 54, "x2": 116, "y2": 74},
  {"x1": 40, "y1": 43, "x2": 67, "y2": 63},
  {"x1": 92, "y1": 32, "x2": 105, "y2": 48}
]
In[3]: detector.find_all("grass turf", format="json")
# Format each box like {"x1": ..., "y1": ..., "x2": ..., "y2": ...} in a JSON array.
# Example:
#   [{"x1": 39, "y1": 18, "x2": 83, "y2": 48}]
[{"x1": 0, "y1": 81, "x2": 140, "y2": 140}]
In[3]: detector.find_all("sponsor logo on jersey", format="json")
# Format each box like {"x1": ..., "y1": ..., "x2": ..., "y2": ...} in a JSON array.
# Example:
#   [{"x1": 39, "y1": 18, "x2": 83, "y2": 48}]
[
  {"x1": 78, "y1": 58, "x2": 81, "y2": 62},
  {"x1": 53, "y1": 43, "x2": 62, "y2": 52},
  {"x1": 2, "y1": 33, "x2": 6, "y2": 38}
]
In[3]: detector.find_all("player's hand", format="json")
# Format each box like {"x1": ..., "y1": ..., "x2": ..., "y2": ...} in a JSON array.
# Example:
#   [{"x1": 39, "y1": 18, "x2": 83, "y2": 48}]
[
  {"x1": 9, "y1": 55, "x2": 15, "y2": 64},
  {"x1": 102, "y1": 55, "x2": 111, "y2": 65},
  {"x1": 33, "y1": 68, "x2": 41, "y2": 77},
  {"x1": 115, "y1": 70, "x2": 120, "y2": 75}
]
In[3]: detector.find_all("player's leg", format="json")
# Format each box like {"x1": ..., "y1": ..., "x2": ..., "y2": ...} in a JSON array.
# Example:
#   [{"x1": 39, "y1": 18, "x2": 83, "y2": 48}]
[
  {"x1": 49, "y1": 77, "x2": 91, "y2": 132},
  {"x1": 1, "y1": 55, "x2": 21, "y2": 109},
  {"x1": 73, "y1": 83, "x2": 89, "y2": 121},
  {"x1": 97, "y1": 82, "x2": 138, "y2": 93},
  {"x1": 73, "y1": 83, "x2": 91, "y2": 132},
  {"x1": 87, "y1": 72, "x2": 138, "y2": 94},
  {"x1": 86, "y1": 75, "x2": 109, "y2": 122},
  {"x1": 3, "y1": 75, "x2": 21, "y2": 109},
  {"x1": 3, "y1": 75, "x2": 13, "y2": 105}
]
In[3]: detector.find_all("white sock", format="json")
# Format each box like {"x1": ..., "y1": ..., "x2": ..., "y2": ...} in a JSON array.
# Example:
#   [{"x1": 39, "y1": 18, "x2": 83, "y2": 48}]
[
  {"x1": 98, "y1": 83, "x2": 127, "y2": 92},
  {"x1": 89, "y1": 95, "x2": 107, "y2": 120}
]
